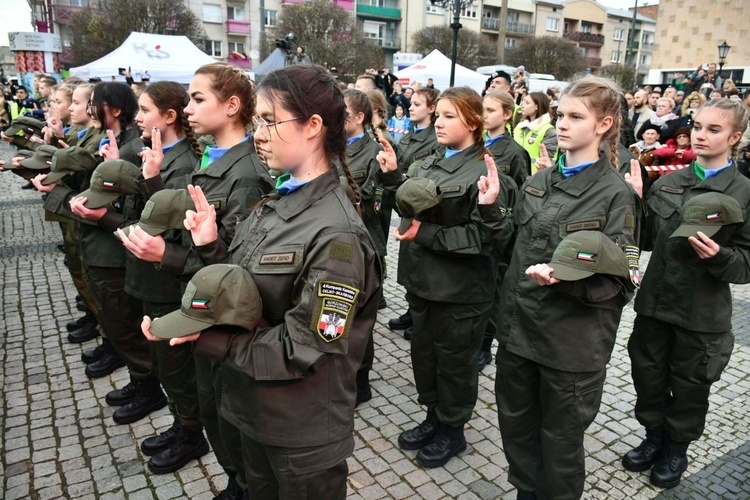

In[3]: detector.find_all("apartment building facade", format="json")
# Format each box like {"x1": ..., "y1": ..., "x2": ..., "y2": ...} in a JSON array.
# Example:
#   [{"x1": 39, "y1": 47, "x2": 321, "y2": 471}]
[{"x1": 25, "y1": 0, "x2": 657, "y2": 76}]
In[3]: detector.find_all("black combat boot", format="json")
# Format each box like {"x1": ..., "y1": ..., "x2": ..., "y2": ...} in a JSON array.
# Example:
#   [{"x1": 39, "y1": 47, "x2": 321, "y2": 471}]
[
  {"x1": 67, "y1": 320, "x2": 100, "y2": 343},
  {"x1": 66, "y1": 311, "x2": 95, "y2": 332},
  {"x1": 81, "y1": 339, "x2": 109, "y2": 364},
  {"x1": 416, "y1": 423, "x2": 467, "y2": 468},
  {"x1": 649, "y1": 437, "x2": 689, "y2": 489},
  {"x1": 398, "y1": 409, "x2": 440, "y2": 450},
  {"x1": 622, "y1": 426, "x2": 665, "y2": 472},
  {"x1": 388, "y1": 311, "x2": 412, "y2": 330},
  {"x1": 141, "y1": 420, "x2": 182, "y2": 456},
  {"x1": 105, "y1": 380, "x2": 137, "y2": 406},
  {"x1": 214, "y1": 475, "x2": 246, "y2": 500},
  {"x1": 112, "y1": 378, "x2": 167, "y2": 425},
  {"x1": 84, "y1": 345, "x2": 124, "y2": 378},
  {"x1": 517, "y1": 491, "x2": 538, "y2": 500},
  {"x1": 147, "y1": 425, "x2": 210, "y2": 474},
  {"x1": 355, "y1": 370, "x2": 372, "y2": 408},
  {"x1": 403, "y1": 327, "x2": 413, "y2": 341}
]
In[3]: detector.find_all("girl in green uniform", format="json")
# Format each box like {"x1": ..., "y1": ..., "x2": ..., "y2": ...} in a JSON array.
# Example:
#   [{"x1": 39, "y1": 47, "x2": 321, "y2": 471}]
[
  {"x1": 377, "y1": 87, "x2": 514, "y2": 469},
  {"x1": 495, "y1": 76, "x2": 641, "y2": 499},
  {"x1": 623, "y1": 99, "x2": 750, "y2": 489},
  {"x1": 144, "y1": 63, "x2": 381, "y2": 500}
]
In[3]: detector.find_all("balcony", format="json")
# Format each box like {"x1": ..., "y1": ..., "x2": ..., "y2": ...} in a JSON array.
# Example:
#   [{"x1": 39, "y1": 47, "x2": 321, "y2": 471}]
[
  {"x1": 481, "y1": 18, "x2": 535, "y2": 35},
  {"x1": 371, "y1": 37, "x2": 401, "y2": 50},
  {"x1": 587, "y1": 56, "x2": 602, "y2": 68},
  {"x1": 226, "y1": 19, "x2": 250, "y2": 35},
  {"x1": 564, "y1": 31, "x2": 605, "y2": 46},
  {"x1": 52, "y1": 4, "x2": 87, "y2": 25},
  {"x1": 357, "y1": 1, "x2": 401, "y2": 20}
]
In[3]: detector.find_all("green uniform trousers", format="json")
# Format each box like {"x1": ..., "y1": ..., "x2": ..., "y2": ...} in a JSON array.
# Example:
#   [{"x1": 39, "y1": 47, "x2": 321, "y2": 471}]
[
  {"x1": 495, "y1": 345, "x2": 605, "y2": 500},
  {"x1": 144, "y1": 301, "x2": 201, "y2": 432},
  {"x1": 240, "y1": 433, "x2": 349, "y2": 500},
  {"x1": 85, "y1": 265, "x2": 152, "y2": 380},
  {"x1": 61, "y1": 221, "x2": 100, "y2": 321},
  {"x1": 407, "y1": 292, "x2": 492, "y2": 426},
  {"x1": 196, "y1": 356, "x2": 245, "y2": 488},
  {"x1": 628, "y1": 314, "x2": 734, "y2": 442}
]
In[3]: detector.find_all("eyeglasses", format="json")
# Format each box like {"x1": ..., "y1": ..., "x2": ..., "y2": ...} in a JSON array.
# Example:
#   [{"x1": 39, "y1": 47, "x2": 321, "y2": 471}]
[{"x1": 252, "y1": 115, "x2": 302, "y2": 141}]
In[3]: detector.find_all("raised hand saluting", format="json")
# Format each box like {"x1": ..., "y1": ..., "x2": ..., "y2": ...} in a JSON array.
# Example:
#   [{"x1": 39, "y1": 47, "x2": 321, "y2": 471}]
[
  {"x1": 99, "y1": 129, "x2": 120, "y2": 161},
  {"x1": 376, "y1": 138, "x2": 398, "y2": 173},
  {"x1": 534, "y1": 143, "x2": 552, "y2": 172},
  {"x1": 140, "y1": 127, "x2": 164, "y2": 179},
  {"x1": 478, "y1": 154, "x2": 501, "y2": 205},
  {"x1": 184, "y1": 184, "x2": 218, "y2": 246},
  {"x1": 624, "y1": 159, "x2": 643, "y2": 198}
]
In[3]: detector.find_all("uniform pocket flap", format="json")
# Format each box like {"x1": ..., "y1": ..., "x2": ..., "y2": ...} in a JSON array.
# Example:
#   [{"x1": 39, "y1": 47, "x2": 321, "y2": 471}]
[{"x1": 648, "y1": 195, "x2": 679, "y2": 220}]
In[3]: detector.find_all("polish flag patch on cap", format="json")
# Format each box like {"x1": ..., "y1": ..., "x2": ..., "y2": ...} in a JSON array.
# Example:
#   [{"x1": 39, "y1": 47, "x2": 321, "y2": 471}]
[{"x1": 191, "y1": 299, "x2": 209, "y2": 309}]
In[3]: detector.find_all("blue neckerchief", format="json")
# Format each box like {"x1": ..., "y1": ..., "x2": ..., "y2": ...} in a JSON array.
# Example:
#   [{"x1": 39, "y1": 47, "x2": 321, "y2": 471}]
[
  {"x1": 483, "y1": 130, "x2": 504, "y2": 148},
  {"x1": 62, "y1": 125, "x2": 72, "y2": 135},
  {"x1": 557, "y1": 154, "x2": 596, "y2": 179},
  {"x1": 201, "y1": 136, "x2": 248, "y2": 169},
  {"x1": 98, "y1": 137, "x2": 110, "y2": 150},
  {"x1": 444, "y1": 148, "x2": 463, "y2": 159},
  {"x1": 161, "y1": 137, "x2": 184, "y2": 154},
  {"x1": 77, "y1": 129, "x2": 87, "y2": 140},
  {"x1": 275, "y1": 172, "x2": 309, "y2": 194},
  {"x1": 347, "y1": 132, "x2": 365, "y2": 146},
  {"x1": 700, "y1": 160, "x2": 733, "y2": 180},
  {"x1": 413, "y1": 125, "x2": 427, "y2": 134}
]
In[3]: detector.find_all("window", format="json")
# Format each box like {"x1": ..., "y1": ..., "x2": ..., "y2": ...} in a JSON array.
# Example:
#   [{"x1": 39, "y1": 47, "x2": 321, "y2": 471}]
[
  {"x1": 641, "y1": 33, "x2": 653, "y2": 45},
  {"x1": 640, "y1": 54, "x2": 650, "y2": 66},
  {"x1": 507, "y1": 11, "x2": 519, "y2": 23},
  {"x1": 205, "y1": 40, "x2": 222, "y2": 57},
  {"x1": 227, "y1": 6, "x2": 245, "y2": 20},
  {"x1": 505, "y1": 37, "x2": 517, "y2": 49},
  {"x1": 363, "y1": 20, "x2": 385, "y2": 41},
  {"x1": 460, "y1": 5, "x2": 477, "y2": 18},
  {"x1": 63, "y1": 39, "x2": 72, "y2": 47},
  {"x1": 202, "y1": 3, "x2": 222, "y2": 23},
  {"x1": 546, "y1": 17, "x2": 559, "y2": 32},
  {"x1": 581, "y1": 22, "x2": 592, "y2": 33},
  {"x1": 264, "y1": 9, "x2": 277, "y2": 27},
  {"x1": 611, "y1": 50, "x2": 621, "y2": 63},
  {"x1": 69, "y1": 0, "x2": 89, "y2": 6},
  {"x1": 426, "y1": 3, "x2": 443, "y2": 14},
  {"x1": 563, "y1": 21, "x2": 569, "y2": 33},
  {"x1": 614, "y1": 28, "x2": 624, "y2": 41},
  {"x1": 228, "y1": 42, "x2": 245, "y2": 54}
]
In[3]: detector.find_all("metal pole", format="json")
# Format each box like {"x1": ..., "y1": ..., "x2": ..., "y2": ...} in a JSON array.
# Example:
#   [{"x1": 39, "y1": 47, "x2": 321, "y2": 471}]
[{"x1": 450, "y1": 0, "x2": 461, "y2": 87}]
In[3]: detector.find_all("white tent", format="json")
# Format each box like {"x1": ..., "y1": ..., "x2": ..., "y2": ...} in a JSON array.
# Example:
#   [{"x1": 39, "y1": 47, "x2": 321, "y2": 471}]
[
  {"x1": 394, "y1": 50, "x2": 488, "y2": 93},
  {"x1": 70, "y1": 32, "x2": 217, "y2": 84}
]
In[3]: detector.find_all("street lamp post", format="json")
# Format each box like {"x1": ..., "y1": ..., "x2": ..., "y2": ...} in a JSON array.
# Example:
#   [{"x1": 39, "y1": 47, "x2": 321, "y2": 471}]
[
  {"x1": 431, "y1": 0, "x2": 474, "y2": 87},
  {"x1": 717, "y1": 40, "x2": 731, "y2": 78}
]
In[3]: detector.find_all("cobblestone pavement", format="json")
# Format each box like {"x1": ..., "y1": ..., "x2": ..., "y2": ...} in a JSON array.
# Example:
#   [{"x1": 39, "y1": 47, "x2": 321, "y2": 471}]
[{"x1": 1, "y1": 140, "x2": 749, "y2": 499}]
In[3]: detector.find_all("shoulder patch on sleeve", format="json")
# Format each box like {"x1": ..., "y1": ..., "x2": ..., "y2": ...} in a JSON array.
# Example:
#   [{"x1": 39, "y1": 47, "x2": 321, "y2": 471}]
[
  {"x1": 624, "y1": 245, "x2": 641, "y2": 288},
  {"x1": 329, "y1": 241, "x2": 354, "y2": 263},
  {"x1": 312, "y1": 281, "x2": 360, "y2": 342},
  {"x1": 624, "y1": 214, "x2": 636, "y2": 229}
]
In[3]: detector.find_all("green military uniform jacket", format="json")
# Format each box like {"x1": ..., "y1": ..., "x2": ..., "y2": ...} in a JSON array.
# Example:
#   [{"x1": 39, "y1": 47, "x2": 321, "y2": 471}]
[
  {"x1": 344, "y1": 133, "x2": 387, "y2": 257},
  {"x1": 158, "y1": 138, "x2": 274, "y2": 277},
  {"x1": 396, "y1": 125, "x2": 439, "y2": 175},
  {"x1": 97, "y1": 138, "x2": 198, "y2": 303},
  {"x1": 635, "y1": 163, "x2": 750, "y2": 332},
  {"x1": 487, "y1": 134, "x2": 531, "y2": 190},
  {"x1": 499, "y1": 155, "x2": 641, "y2": 372},
  {"x1": 192, "y1": 169, "x2": 382, "y2": 451},
  {"x1": 379, "y1": 142, "x2": 512, "y2": 304}
]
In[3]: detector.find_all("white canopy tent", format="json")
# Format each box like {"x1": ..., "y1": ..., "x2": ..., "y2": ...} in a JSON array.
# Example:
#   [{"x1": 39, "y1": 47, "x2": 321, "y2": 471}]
[
  {"x1": 394, "y1": 50, "x2": 488, "y2": 93},
  {"x1": 70, "y1": 32, "x2": 217, "y2": 84}
]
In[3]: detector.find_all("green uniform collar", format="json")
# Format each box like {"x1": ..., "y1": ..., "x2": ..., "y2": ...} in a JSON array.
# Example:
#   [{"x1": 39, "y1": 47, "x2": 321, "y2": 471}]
[{"x1": 269, "y1": 169, "x2": 341, "y2": 221}]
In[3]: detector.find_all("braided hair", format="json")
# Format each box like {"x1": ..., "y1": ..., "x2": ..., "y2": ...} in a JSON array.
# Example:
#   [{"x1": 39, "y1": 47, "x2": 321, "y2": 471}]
[
  {"x1": 141, "y1": 81, "x2": 201, "y2": 158},
  {"x1": 194, "y1": 63, "x2": 256, "y2": 130},
  {"x1": 258, "y1": 64, "x2": 362, "y2": 212}
]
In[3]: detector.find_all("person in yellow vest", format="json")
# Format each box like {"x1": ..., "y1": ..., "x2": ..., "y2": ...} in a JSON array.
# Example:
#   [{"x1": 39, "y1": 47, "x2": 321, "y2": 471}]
[
  {"x1": 513, "y1": 92, "x2": 558, "y2": 174},
  {"x1": 9, "y1": 86, "x2": 39, "y2": 120}
]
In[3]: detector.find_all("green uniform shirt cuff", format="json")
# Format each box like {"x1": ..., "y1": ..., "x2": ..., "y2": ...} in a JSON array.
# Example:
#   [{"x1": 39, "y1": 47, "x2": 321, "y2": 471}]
[{"x1": 414, "y1": 222, "x2": 440, "y2": 248}]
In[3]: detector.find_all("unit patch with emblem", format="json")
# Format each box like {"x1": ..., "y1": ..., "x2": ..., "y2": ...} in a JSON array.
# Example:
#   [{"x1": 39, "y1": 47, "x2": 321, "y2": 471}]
[{"x1": 314, "y1": 281, "x2": 360, "y2": 342}]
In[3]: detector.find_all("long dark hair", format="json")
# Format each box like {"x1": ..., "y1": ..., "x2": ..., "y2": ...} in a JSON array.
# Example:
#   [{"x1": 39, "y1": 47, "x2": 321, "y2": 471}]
[
  {"x1": 258, "y1": 64, "x2": 362, "y2": 208},
  {"x1": 90, "y1": 82, "x2": 138, "y2": 136}
]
